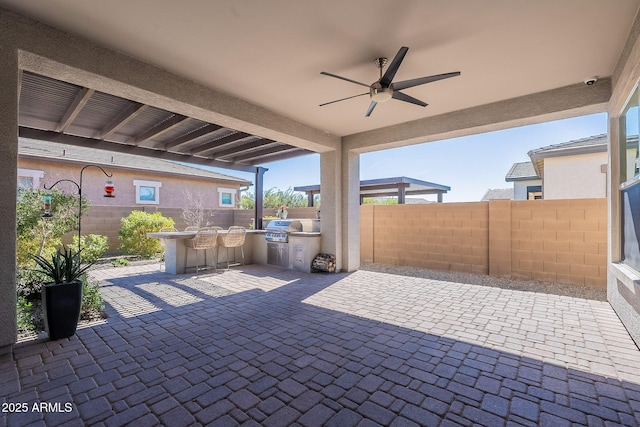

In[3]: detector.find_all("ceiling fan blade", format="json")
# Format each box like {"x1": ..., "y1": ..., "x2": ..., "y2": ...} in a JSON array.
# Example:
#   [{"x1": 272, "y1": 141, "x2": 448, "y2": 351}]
[
  {"x1": 365, "y1": 101, "x2": 377, "y2": 117},
  {"x1": 392, "y1": 71, "x2": 461, "y2": 91},
  {"x1": 379, "y1": 46, "x2": 409, "y2": 87},
  {"x1": 320, "y1": 71, "x2": 370, "y2": 88},
  {"x1": 392, "y1": 91, "x2": 428, "y2": 107},
  {"x1": 319, "y1": 92, "x2": 369, "y2": 107}
]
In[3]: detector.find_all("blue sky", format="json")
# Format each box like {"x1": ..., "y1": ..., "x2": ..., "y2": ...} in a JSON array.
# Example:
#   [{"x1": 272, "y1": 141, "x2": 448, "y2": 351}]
[{"x1": 206, "y1": 112, "x2": 608, "y2": 203}]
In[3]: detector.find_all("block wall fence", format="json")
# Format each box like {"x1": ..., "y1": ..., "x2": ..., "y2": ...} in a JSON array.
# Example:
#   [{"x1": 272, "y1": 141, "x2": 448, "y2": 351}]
[
  {"x1": 360, "y1": 198, "x2": 608, "y2": 288},
  {"x1": 74, "y1": 206, "x2": 319, "y2": 254}
]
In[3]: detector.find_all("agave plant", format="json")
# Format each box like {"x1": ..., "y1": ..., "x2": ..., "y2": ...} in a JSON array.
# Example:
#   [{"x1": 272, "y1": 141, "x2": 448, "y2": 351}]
[{"x1": 30, "y1": 246, "x2": 94, "y2": 284}]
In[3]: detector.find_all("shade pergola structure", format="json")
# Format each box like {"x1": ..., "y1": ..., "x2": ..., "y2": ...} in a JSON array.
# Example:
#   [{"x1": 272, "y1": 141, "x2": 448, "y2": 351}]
[
  {"x1": 295, "y1": 176, "x2": 450, "y2": 206},
  {"x1": 18, "y1": 71, "x2": 314, "y2": 230}
]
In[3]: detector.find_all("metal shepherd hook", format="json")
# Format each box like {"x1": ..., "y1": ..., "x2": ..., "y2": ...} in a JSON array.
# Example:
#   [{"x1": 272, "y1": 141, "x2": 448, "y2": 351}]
[{"x1": 44, "y1": 164, "x2": 114, "y2": 256}]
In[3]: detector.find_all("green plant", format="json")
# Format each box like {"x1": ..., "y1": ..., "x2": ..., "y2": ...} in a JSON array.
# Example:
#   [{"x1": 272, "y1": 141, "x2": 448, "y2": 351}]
[
  {"x1": 110, "y1": 258, "x2": 131, "y2": 267},
  {"x1": 119, "y1": 211, "x2": 175, "y2": 258},
  {"x1": 73, "y1": 234, "x2": 109, "y2": 263},
  {"x1": 81, "y1": 275, "x2": 105, "y2": 320},
  {"x1": 16, "y1": 268, "x2": 49, "y2": 298},
  {"x1": 16, "y1": 296, "x2": 35, "y2": 334},
  {"x1": 16, "y1": 188, "x2": 85, "y2": 265},
  {"x1": 31, "y1": 246, "x2": 94, "y2": 284}
]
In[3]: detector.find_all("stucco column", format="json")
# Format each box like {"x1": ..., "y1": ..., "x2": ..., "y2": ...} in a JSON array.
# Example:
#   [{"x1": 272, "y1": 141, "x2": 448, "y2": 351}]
[
  {"x1": 320, "y1": 146, "x2": 360, "y2": 272},
  {"x1": 320, "y1": 150, "x2": 343, "y2": 269},
  {"x1": 341, "y1": 146, "x2": 360, "y2": 272},
  {"x1": 0, "y1": 46, "x2": 19, "y2": 352}
]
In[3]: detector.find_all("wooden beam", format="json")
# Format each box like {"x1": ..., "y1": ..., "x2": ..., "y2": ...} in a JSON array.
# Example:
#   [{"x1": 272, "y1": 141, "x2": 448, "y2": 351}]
[
  {"x1": 134, "y1": 114, "x2": 190, "y2": 145},
  {"x1": 163, "y1": 124, "x2": 223, "y2": 150},
  {"x1": 190, "y1": 132, "x2": 251, "y2": 155},
  {"x1": 19, "y1": 127, "x2": 259, "y2": 173},
  {"x1": 56, "y1": 87, "x2": 94, "y2": 132},
  {"x1": 100, "y1": 102, "x2": 149, "y2": 139}
]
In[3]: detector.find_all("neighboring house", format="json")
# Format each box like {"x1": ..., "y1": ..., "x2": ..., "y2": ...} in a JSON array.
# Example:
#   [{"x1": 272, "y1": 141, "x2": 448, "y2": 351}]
[
  {"x1": 505, "y1": 162, "x2": 542, "y2": 200},
  {"x1": 481, "y1": 188, "x2": 514, "y2": 201},
  {"x1": 505, "y1": 134, "x2": 613, "y2": 200},
  {"x1": 18, "y1": 138, "x2": 251, "y2": 209},
  {"x1": 18, "y1": 138, "x2": 252, "y2": 252}
]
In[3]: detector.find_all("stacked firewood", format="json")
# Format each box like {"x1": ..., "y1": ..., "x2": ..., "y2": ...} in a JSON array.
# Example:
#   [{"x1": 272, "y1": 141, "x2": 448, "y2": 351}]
[{"x1": 312, "y1": 253, "x2": 336, "y2": 272}]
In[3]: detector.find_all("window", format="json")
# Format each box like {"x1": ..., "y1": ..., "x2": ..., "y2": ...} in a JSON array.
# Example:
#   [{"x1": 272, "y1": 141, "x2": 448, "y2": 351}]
[
  {"x1": 620, "y1": 87, "x2": 640, "y2": 272},
  {"x1": 527, "y1": 185, "x2": 542, "y2": 200},
  {"x1": 218, "y1": 187, "x2": 237, "y2": 208},
  {"x1": 17, "y1": 168, "x2": 44, "y2": 189},
  {"x1": 621, "y1": 87, "x2": 640, "y2": 184},
  {"x1": 133, "y1": 180, "x2": 161, "y2": 205}
]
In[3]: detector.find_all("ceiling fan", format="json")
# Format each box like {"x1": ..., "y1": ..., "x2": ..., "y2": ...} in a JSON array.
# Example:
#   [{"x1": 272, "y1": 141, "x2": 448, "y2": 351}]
[{"x1": 319, "y1": 46, "x2": 460, "y2": 117}]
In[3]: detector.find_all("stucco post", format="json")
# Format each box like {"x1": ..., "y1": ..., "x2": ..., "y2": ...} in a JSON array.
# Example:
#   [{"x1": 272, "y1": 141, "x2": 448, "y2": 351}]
[
  {"x1": 320, "y1": 146, "x2": 360, "y2": 272},
  {"x1": 0, "y1": 44, "x2": 19, "y2": 352},
  {"x1": 320, "y1": 150, "x2": 343, "y2": 270},
  {"x1": 341, "y1": 146, "x2": 360, "y2": 272}
]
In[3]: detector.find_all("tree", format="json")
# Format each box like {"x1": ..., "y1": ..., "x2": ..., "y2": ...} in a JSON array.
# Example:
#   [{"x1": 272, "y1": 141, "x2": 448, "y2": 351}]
[
  {"x1": 262, "y1": 187, "x2": 307, "y2": 208},
  {"x1": 182, "y1": 189, "x2": 215, "y2": 228},
  {"x1": 240, "y1": 191, "x2": 255, "y2": 210},
  {"x1": 239, "y1": 187, "x2": 308, "y2": 209},
  {"x1": 16, "y1": 188, "x2": 86, "y2": 265},
  {"x1": 362, "y1": 197, "x2": 398, "y2": 205}
]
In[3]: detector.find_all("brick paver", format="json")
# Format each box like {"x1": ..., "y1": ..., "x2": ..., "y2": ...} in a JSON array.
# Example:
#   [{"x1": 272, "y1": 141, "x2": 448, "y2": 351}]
[{"x1": 1, "y1": 263, "x2": 640, "y2": 426}]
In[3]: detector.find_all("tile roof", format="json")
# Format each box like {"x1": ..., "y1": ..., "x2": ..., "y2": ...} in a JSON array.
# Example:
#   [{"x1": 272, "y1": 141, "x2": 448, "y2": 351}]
[
  {"x1": 505, "y1": 162, "x2": 538, "y2": 181},
  {"x1": 529, "y1": 134, "x2": 607, "y2": 157},
  {"x1": 481, "y1": 188, "x2": 514, "y2": 201},
  {"x1": 18, "y1": 138, "x2": 251, "y2": 185}
]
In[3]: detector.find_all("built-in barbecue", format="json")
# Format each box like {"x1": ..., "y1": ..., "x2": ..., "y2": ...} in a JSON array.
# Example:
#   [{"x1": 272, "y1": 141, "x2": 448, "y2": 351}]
[{"x1": 265, "y1": 220, "x2": 303, "y2": 266}]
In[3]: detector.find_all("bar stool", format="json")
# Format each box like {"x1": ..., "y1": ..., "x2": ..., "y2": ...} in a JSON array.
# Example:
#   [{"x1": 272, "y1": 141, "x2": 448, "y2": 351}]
[
  {"x1": 217, "y1": 226, "x2": 246, "y2": 269},
  {"x1": 184, "y1": 227, "x2": 217, "y2": 273}
]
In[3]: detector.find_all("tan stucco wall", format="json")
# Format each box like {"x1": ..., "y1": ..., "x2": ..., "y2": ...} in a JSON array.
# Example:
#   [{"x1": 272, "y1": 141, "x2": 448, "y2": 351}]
[
  {"x1": 543, "y1": 153, "x2": 608, "y2": 200},
  {"x1": 361, "y1": 198, "x2": 607, "y2": 288}
]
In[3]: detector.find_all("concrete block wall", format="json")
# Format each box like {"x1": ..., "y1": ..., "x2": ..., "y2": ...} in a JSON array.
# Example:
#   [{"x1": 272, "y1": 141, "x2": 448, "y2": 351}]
[
  {"x1": 510, "y1": 198, "x2": 607, "y2": 287},
  {"x1": 361, "y1": 198, "x2": 607, "y2": 288},
  {"x1": 364, "y1": 203, "x2": 489, "y2": 274}
]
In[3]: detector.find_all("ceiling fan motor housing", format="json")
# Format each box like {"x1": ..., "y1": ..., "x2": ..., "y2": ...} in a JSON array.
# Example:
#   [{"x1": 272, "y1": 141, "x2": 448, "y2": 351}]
[{"x1": 370, "y1": 82, "x2": 393, "y2": 102}]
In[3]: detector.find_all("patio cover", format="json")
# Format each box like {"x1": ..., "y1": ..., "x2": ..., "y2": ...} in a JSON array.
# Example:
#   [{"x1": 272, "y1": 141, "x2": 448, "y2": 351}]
[{"x1": 295, "y1": 176, "x2": 450, "y2": 205}]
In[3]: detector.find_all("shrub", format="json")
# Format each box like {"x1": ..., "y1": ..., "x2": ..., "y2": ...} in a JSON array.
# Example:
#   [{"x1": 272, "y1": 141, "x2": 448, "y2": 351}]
[
  {"x1": 119, "y1": 211, "x2": 174, "y2": 258},
  {"x1": 81, "y1": 275, "x2": 106, "y2": 321},
  {"x1": 16, "y1": 188, "x2": 83, "y2": 265},
  {"x1": 73, "y1": 234, "x2": 109, "y2": 263},
  {"x1": 110, "y1": 258, "x2": 130, "y2": 267},
  {"x1": 16, "y1": 268, "x2": 49, "y2": 299},
  {"x1": 16, "y1": 296, "x2": 35, "y2": 334}
]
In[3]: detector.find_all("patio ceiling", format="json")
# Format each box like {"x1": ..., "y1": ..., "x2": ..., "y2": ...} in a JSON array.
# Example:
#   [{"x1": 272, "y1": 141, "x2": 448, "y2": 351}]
[
  {"x1": 2, "y1": 0, "x2": 638, "y2": 142},
  {"x1": 18, "y1": 71, "x2": 313, "y2": 173}
]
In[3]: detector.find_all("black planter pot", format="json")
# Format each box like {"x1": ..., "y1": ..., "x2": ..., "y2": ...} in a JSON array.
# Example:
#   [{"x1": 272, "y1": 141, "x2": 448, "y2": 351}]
[{"x1": 42, "y1": 280, "x2": 82, "y2": 340}]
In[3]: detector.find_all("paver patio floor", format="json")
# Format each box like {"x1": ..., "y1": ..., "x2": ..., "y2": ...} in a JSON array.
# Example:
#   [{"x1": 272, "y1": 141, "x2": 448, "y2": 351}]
[{"x1": 2, "y1": 263, "x2": 640, "y2": 426}]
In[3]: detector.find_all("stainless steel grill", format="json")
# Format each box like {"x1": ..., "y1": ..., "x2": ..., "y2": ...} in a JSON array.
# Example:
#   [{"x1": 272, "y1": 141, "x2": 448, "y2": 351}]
[
  {"x1": 264, "y1": 220, "x2": 302, "y2": 243},
  {"x1": 265, "y1": 220, "x2": 303, "y2": 267}
]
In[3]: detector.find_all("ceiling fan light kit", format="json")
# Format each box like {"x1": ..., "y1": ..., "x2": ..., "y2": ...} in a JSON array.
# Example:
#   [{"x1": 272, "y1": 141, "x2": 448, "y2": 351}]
[{"x1": 320, "y1": 46, "x2": 460, "y2": 117}]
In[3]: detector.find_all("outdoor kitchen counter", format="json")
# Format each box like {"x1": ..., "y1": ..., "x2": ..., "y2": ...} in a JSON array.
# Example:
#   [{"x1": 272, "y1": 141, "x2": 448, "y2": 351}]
[
  {"x1": 147, "y1": 230, "x2": 321, "y2": 274},
  {"x1": 248, "y1": 231, "x2": 322, "y2": 273}
]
